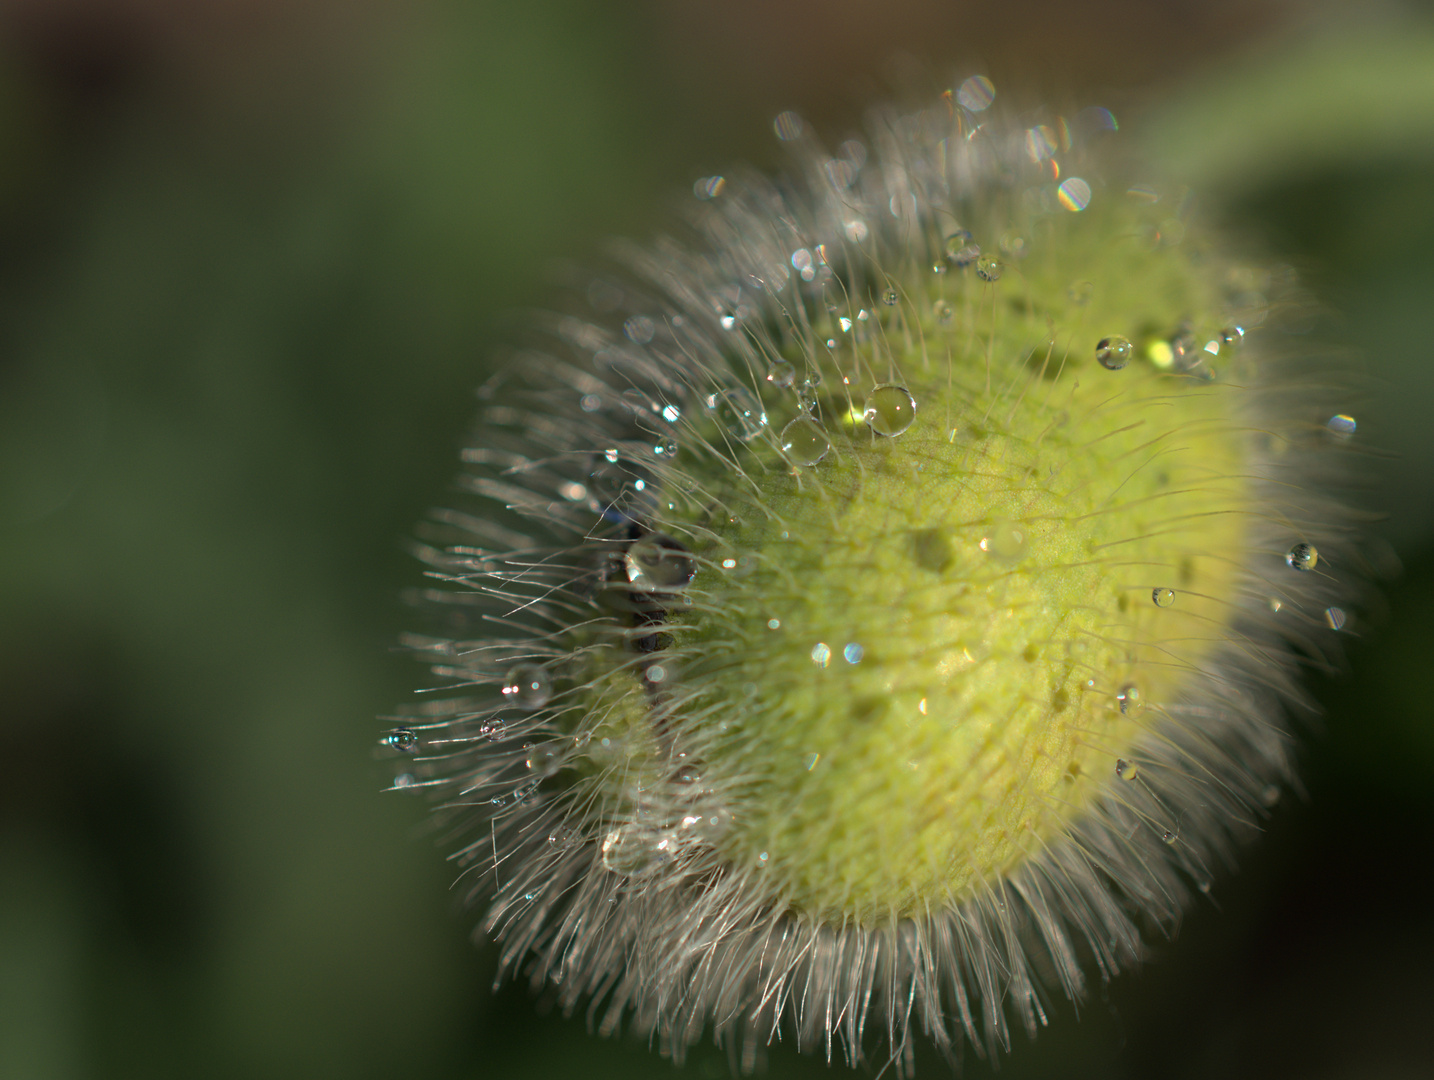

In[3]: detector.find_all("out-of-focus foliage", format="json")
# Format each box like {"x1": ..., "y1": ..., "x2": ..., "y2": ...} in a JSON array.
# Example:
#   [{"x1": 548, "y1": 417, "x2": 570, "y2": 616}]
[{"x1": 0, "y1": 3, "x2": 1431, "y2": 1078}]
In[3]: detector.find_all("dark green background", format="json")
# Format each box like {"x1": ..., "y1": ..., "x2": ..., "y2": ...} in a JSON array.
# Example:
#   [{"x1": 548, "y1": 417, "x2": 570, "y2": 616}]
[{"x1": 1, "y1": 3, "x2": 1431, "y2": 1077}]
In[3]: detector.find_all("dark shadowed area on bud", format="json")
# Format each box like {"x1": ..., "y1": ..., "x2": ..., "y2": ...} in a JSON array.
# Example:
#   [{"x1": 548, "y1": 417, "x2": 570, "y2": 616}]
[{"x1": 388, "y1": 76, "x2": 1365, "y2": 1074}]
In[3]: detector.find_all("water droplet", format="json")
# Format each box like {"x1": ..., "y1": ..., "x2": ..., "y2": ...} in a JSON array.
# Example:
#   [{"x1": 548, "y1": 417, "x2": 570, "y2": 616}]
[
  {"x1": 980, "y1": 520, "x2": 1028, "y2": 562},
  {"x1": 843, "y1": 643, "x2": 864, "y2": 664},
  {"x1": 1095, "y1": 335, "x2": 1132, "y2": 370},
  {"x1": 1115, "y1": 758, "x2": 1139, "y2": 781},
  {"x1": 709, "y1": 388, "x2": 768, "y2": 442},
  {"x1": 767, "y1": 361, "x2": 796, "y2": 388},
  {"x1": 1057, "y1": 177, "x2": 1092, "y2": 212},
  {"x1": 626, "y1": 533, "x2": 697, "y2": 591},
  {"x1": 393, "y1": 773, "x2": 415, "y2": 789},
  {"x1": 653, "y1": 436, "x2": 678, "y2": 459},
  {"x1": 1152, "y1": 588, "x2": 1176, "y2": 608},
  {"x1": 681, "y1": 807, "x2": 733, "y2": 842},
  {"x1": 1169, "y1": 326, "x2": 1199, "y2": 370},
  {"x1": 1324, "y1": 606, "x2": 1347, "y2": 631},
  {"x1": 644, "y1": 663, "x2": 668, "y2": 684},
  {"x1": 1285, "y1": 543, "x2": 1318, "y2": 572},
  {"x1": 502, "y1": 664, "x2": 552, "y2": 710},
  {"x1": 384, "y1": 727, "x2": 418, "y2": 753},
  {"x1": 587, "y1": 454, "x2": 634, "y2": 499},
  {"x1": 673, "y1": 764, "x2": 702, "y2": 786},
  {"x1": 1220, "y1": 325, "x2": 1245, "y2": 346},
  {"x1": 1160, "y1": 830, "x2": 1177, "y2": 845},
  {"x1": 1026, "y1": 125, "x2": 1057, "y2": 161},
  {"x1": 623, "y1": 315, "x2": 655, "y2": 343},
  {"x1": 975, "y1": 254, "x2": 1004, "y2": 282},
  {"x1": 944, "y1": 230, "x2": 980, "y2": 266},
  {"x1": 779, "y1": 417, "x2": 832, "y2": 466},
  {"x1": 600, "y1": 826, "x2": 673, "y2": 878},
  {"x1": 580, "y1": 394, "x2": 603, "y2": 413},
  {"x1": 957, "y1": 74, "x2": 995, "y2": 112},
  {"x1": 693, "y1": 175, "x2": 726, "y2": 200},
  {"x1": 1327, "y1": 414, "x2": 1357, "y2": 439},
  {"x1": 1116, "y1": 684, "x2": 1144, "y2": 715},
  {"x1": 863, "y1": 385, "x2": 917, "y2": 436},
  {"x1": 1068, "y1": 280, "x2": 1093, "y2": 306},
  {"x1": 525, "y1": 741, "x2": 563, "y2": 777},
  {"x1": 932, "y1": 299, "x2": 954, "y2": 325},
  {"x1": 767, "y1": 618, "x2": 781, "y2": 630},
  {"x1": 479, "y1": 717, "x2": 507, "y2": 741},
  {"x1": 773, "y1": 110, "x2": 805, "y2": 141},
  {"x1": 719, "y1": 314, "x2": 736, "y2": 330},
  {"x1": 548, "y1": 824, "x2": 580, "y2": 848},
  {"x1": 811, "y1": 642, "x2": 831, "y2": 668}
]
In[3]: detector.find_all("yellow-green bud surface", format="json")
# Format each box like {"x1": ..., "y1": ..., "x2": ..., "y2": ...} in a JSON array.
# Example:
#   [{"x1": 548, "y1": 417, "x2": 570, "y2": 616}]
[{"x1": 660, "y1": 200, "x2": 1248, "y2": 923}]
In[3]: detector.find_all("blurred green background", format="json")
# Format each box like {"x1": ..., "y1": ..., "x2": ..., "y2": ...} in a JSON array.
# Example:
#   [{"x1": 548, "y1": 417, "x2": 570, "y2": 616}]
[{"x1": 2, "y1": 2, "x2": 1432, "y2": 1078}]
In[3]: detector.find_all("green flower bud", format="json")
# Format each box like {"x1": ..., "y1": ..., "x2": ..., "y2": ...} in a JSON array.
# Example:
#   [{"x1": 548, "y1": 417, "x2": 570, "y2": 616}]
[{"x1": 389, "y1": 79, "x2": 1362, "y2": 1071}]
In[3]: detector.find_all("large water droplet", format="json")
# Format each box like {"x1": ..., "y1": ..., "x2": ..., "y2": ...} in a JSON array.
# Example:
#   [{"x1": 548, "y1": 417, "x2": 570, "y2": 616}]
[
  {"x1": 681, "y1": 806, "x2": 733, "y2": 842},
  {"x1": 601, "y1": 826, "x2": 678, "y2": 878},
  {"x1": 1152, "y1": 588, "x2": 1176, "y2": 608},
  {"x1": 975, "y1": 254, "x2": 1004, "y2": 282},
  {"x1": 1057, "y1": 177, "x2": 1092, "y2": 212},
  {"x1": 1327, "y1": 414, "x2": 1357, "y2": 439},
  {"x1": 588, "y1": 452, "x2": 652, "y2": 513},
  {"x1": 956, "y1": 75, "x2": 995, "y2": 112},
  {"x1": 548, "y1": 824, "x2": 580, "y2": 848},
  {"x1": 626, "y1": 533, "x2": 698, "y2": 591},
  {"x1": 945, "y1": 230, "x2": 980, "y2": 266},
  {"x1": 623, "y1": 315, "x2": 655, "y2": 344},
  {"x1": 767, "y1": 361, "x2": 795, "y2": 389},
  {"x1": 1116, "y1": 684, "x2": 1144, "y2": 715},
  {"x1": 525, "y1": 741, "x2": 564, "y2": 777},
  {"x1": 1095, "y1": 335, "x2": 1132, "y2": 370},
  {"x1": 502, "y1": 664, "x2": 552, "y2": 710},
  {"x1": 980, "y1": 520, "x2": 1028, "y2": 562},
  {"x1": 1285, "y1": 543, "x2": 1318, "y2": 572},
  {"x1": 1115, "y1": 758, "x2": 1139, "y2": 781},
  {"x1": 779, "y1": 416, "x2": 832, "y2": 466},
  {"x1": 772, "y1": 110, "x2": 805, "y2": 141},
  {"x1": 709, "y1": 388, "x2": 768, "y2": 442},
  {"x1": 863, "y1": 385, "x2": 917, "y2": 436},
  {"x1": 881, "y1": 288, "x2": 899, "y2": 306}
]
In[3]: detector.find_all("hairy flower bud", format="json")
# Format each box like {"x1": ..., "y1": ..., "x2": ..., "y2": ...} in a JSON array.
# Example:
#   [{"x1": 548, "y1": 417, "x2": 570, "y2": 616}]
[{"x1": 387, "y1": 78, "x2": 1363, "y2": 1072}]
